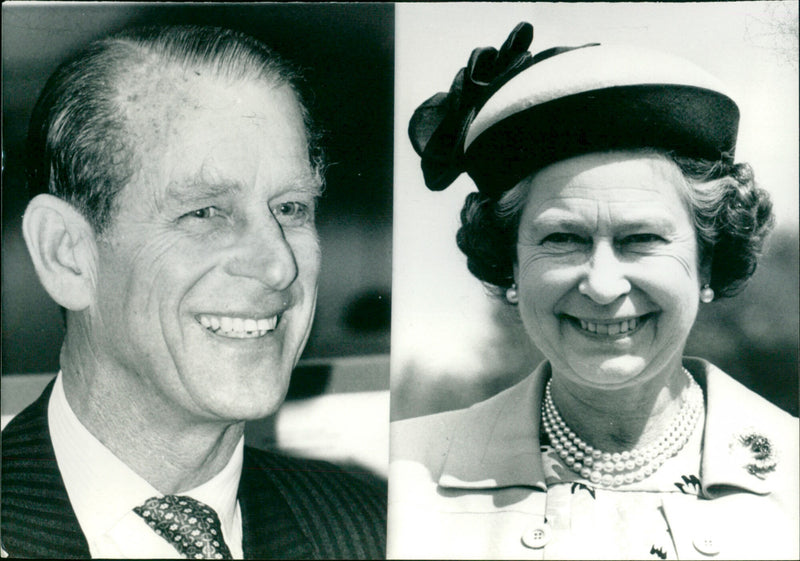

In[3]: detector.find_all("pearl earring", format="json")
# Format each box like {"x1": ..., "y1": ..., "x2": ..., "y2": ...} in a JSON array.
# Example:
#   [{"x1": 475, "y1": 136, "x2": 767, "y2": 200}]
[
  {"x1": 505, "y1": 284, "x2": 519, "y2": 304},
  {"x1": 700, "y1": 284, "x2": 714, "y2": 304}
]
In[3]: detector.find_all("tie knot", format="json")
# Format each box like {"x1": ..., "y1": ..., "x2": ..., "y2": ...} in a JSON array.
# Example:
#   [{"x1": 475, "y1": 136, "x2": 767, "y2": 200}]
[{"x1": 134, "y1": 495, "x2": 233, "y2": 559}]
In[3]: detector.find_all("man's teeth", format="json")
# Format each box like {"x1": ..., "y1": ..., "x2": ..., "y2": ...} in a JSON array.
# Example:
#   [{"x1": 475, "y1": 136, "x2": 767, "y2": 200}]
[
  {"x1": 579, "y1": 317, "x2": 639, "y2": 335},
  {"x1": 198, "y1": 314, "x2": 278, "y2": 338}
]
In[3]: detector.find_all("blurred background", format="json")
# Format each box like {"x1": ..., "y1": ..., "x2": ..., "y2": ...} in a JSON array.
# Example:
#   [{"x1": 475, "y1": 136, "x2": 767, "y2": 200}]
[
  {"x1": 2, "y1": 2, "x2": 393, "y2": 475},
  {"x1": 392, "y1": 1, "x2": 799, "y2": 421}
]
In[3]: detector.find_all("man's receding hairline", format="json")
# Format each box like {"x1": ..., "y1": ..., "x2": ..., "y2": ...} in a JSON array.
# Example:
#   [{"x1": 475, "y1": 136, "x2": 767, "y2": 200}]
[
  {"x1": 109, "y1": 43, "x2": 309, "y2": 175},
  {"x1": 29, "y1": 24, "x2": 323, "y2": 235},
  {"x1": 107, "y1": 27, "x2": 297, "y2": 90}
]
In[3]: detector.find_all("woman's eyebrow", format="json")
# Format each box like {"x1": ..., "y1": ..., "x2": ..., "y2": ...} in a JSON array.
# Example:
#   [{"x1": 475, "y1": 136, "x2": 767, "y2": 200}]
[
  {"x1": 530, "y1": 207, "x2": 589, "y2": 228},
  {"x1": 531, "y1": 216, "x2": 590, "y2": 233},
  {"x1": 615, "y1": 218, "x2": 675, "y2": 233},
  {"x1": 531, "y1": 209, "x2": 676, "y2": 231},
  {"x1": 611, "y1": 208, "x2": 677, "y2": 232}
]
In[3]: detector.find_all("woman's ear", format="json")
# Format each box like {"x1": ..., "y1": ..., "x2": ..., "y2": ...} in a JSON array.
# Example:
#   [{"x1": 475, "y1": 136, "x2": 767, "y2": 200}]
[
  {"x1": 22, "y1": 194, "x2": 98, "y2": 311},
  {"x1": 698, "y1": 245, "x2": 713, "y2": 284},
  {"x1": 699, "y1": 262, "x2": 713, "y2": 290}
]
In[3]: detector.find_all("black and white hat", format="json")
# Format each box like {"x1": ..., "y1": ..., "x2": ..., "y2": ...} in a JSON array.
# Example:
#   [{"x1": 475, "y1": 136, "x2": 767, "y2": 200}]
[{"x1": 409, "y1": 22, "x2": 739, "y2": 199}]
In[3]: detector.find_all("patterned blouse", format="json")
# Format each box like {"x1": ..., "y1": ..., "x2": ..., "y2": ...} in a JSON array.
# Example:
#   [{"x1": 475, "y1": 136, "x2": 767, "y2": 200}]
[{"x1": 537, "y1": 414, "x2": 705, "y2": 559}]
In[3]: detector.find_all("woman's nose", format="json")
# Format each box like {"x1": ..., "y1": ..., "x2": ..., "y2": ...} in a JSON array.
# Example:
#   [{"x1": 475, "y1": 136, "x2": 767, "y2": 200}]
[
  {"x1": 578, "y1": 241, "x2": 631, "y2": 305},
  {"x1": 224, "y1": 218, "x2": 298, "y2": 290}
]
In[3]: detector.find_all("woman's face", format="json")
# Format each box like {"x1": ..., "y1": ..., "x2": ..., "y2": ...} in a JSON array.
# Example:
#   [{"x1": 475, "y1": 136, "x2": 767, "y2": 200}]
[{"x1": 515, "y1": 151, "x2": 702, "y2": 390}]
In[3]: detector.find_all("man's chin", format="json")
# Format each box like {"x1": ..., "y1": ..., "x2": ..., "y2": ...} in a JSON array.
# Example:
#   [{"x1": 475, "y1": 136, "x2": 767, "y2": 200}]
[
  {"x1": 202, "y1": 386, "x2": 290, "y2": 423},
  {"x1": 178, "y1": 358, "x2": 294, "y2": 420}
]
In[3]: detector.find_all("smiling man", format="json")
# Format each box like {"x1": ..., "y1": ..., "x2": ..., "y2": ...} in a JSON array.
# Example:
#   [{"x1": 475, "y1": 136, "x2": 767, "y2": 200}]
[{"x1": 1, "y1": 26, "x2": 386, "y2": 559}]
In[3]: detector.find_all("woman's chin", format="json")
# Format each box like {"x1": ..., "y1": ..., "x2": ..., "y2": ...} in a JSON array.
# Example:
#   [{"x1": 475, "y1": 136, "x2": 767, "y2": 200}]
[{"x1": 562, "y1": 357, "x2": 651, "y2": 389}]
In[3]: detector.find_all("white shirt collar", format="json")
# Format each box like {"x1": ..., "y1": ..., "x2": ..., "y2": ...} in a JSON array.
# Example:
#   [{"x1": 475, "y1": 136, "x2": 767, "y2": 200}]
[{"x1": 48, "y1": 372, "x2": 244, "y2": 558}]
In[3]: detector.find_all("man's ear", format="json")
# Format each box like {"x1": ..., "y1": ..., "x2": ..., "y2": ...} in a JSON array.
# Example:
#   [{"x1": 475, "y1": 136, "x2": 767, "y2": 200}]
[{"x1": 22, "y1": 194, "x2": 98, "y2": 311}]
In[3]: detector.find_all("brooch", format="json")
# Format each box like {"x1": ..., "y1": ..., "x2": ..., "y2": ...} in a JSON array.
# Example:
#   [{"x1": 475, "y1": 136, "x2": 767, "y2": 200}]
[{"x1": 730, "y1": 431, "x2": 777, "y2": 479}]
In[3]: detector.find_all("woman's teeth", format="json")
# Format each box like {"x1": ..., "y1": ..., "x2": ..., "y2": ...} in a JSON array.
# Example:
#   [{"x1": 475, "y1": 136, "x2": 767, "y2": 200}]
[
  {"x1": 579, "y1": 317, "x2": 639, "y2": 335},
  {"x1": 198, "y1": 314, "x2": 278, "y2": 338}
]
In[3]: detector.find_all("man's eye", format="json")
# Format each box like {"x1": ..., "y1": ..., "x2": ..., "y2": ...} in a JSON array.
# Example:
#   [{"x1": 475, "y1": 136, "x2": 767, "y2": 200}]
[
  {"x1": 185, "y1": 207, "x2": 219, "y2": 219},
  {"x1": 274, "y1": 201, "x2": 311, "y2": 223}
]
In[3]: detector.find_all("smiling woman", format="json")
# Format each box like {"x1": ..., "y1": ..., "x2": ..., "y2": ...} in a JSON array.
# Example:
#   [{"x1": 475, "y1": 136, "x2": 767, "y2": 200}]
[
  {"x1": 389, "y1": 7, "x2": 798, "y2": 559},
  {"x1": 514, "y1": 152, "x2": 704, "y2": 392}
]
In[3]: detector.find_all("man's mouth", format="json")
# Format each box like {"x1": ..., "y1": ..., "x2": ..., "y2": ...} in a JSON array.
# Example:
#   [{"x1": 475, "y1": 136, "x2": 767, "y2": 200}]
[
  {"x1": 197, "y1": 314, "x2": 279, "y2": 339},
  {"x1": 566, "y1": 313, "x2": 653, "y2": 337}
]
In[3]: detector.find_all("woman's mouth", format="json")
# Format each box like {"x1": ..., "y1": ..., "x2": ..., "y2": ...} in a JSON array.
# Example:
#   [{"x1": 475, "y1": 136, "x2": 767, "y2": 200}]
[
  {"x1": 196, "y1": 314, "x2": 280, "y2": 339},
  {"x1": 566, "y1": 313, "x2": 653, "y2": 338}
]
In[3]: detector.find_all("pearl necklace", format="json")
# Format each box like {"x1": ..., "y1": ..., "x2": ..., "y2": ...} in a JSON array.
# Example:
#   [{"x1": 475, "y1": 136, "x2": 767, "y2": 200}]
[{"x1": 541, "y1": 368, "x2": 703, "y2": 488}]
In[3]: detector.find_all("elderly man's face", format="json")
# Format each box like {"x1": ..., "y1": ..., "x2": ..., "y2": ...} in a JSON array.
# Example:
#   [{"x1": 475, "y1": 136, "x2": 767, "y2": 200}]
[{"x1": 90, "y1": 72, "x2": 321, "y2": 423}]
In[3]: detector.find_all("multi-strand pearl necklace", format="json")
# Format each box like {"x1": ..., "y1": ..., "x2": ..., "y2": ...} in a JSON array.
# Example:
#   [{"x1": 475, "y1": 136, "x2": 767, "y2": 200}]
[{"x1": 541, "y1": 369, "x2": 703, "y2": 488}]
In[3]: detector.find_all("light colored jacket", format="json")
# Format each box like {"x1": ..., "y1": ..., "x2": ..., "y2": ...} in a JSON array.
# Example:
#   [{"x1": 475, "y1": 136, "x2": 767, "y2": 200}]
[{"x1": 388, "y1": 358, "x2": 799, "y2": 559}]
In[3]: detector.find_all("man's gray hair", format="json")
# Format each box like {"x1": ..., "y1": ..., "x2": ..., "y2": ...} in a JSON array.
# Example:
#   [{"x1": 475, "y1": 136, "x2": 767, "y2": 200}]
[{"x1": 26, "y1": 25, "x2": 324, "y2": 233}]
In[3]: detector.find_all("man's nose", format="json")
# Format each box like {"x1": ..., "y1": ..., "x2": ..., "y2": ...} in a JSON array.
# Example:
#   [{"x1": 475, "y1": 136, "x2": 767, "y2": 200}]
[
  {"x1": 578, "y1": 241, "x2": 631, "y2": 305},
  {"x1": 224, "y1": 217, "x2": 298, "y2": 290}
]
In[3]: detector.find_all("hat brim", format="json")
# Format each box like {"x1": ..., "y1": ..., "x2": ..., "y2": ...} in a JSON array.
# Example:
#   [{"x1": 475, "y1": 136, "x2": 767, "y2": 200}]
[{"x1": 463, "y1": 84, "x2": 739, "y2": 199}]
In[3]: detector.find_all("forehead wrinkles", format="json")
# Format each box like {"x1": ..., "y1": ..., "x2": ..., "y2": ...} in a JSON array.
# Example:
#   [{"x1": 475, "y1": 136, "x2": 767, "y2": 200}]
[
  {"x1": 114, "y1": 68, "x2": 314, "y2": 213},
  {"x1": 527, "y1": 187, "x2": 669, "y2": 219},
  {"x1": 527, "y1": 153, "x2": 689, "y2": 217}
]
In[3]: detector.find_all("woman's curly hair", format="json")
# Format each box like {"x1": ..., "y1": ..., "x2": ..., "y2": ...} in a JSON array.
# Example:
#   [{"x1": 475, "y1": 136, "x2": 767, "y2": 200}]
[{"x1": 456, "y1": 150, "x2": 774, "y2": 300}]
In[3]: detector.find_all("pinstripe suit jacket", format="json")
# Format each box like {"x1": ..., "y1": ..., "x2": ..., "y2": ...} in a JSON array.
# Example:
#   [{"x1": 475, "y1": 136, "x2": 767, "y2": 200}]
[{"x1": 1, "y1": 381, "x2": 387, "y2": 559}]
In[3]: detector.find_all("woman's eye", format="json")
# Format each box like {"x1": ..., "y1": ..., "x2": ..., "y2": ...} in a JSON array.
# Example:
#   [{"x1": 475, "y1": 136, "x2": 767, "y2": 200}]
[
  {"x1": 621, "y1": 233, "x2": 665, "y2": 245},
  {"x1": 541, "y1": 233, "x2": 587, "y2": 245}
]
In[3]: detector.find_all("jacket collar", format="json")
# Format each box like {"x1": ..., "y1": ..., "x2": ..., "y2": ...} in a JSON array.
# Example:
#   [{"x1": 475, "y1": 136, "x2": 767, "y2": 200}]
[
  {"x1": 238, "y1": 449, "x2": 315, "y2": 560},
  {"x1": 1, "y1": 379, "x2": 91, "y2": 558},
  {"x1": 438, "y1": 362, "x2": 549, "y2": 490},
  {"x1": 686, "y1": 357, "x2": 786, "y2": 498},
  {"x1": 437, "y1": 359, "x2": 786, "y2": 497},
  {"x1": 0, "y1": 380, "x2": 309, "y2": 559}
]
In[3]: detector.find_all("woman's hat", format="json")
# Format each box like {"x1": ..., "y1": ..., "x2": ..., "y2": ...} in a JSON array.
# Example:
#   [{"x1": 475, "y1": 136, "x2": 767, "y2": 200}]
[{"x1": 409, "y1": 22, "x2": 739, "y2": 199}]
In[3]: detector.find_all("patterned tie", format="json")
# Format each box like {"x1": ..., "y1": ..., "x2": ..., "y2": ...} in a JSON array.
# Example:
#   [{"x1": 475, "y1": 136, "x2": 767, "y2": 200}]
[{"x1": 134, "y1": 495, "x2": 233, "y2": 559}]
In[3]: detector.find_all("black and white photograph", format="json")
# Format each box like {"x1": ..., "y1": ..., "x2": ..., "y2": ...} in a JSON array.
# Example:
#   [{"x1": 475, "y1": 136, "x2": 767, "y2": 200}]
[
  {"x1": 2, "y1": 2, "x2": 391, "y2": 558},
  {"x1": 1, "y1": 1, "x2": 798, "y2": 560},
  {"x1": 390, "y1": 2, "x2": 798, "y2": 559}
]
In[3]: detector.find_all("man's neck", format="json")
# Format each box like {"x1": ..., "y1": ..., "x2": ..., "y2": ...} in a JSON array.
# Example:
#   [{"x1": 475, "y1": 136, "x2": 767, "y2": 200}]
[{"x1": 60, "y1": 340, "x2": 245, "y2": 494}]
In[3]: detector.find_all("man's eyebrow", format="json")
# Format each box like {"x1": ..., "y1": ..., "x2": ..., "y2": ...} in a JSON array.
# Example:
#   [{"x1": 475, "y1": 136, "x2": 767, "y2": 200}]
[
  {"x1": 163, "y1": 173, "x2": 324, "y2": 207},
  {"x1": 164, "y1": 180, "x2": 242, "y2": 205},
  {"x1": 281, "y1": 173, "x2": 324, "y2": 198}
]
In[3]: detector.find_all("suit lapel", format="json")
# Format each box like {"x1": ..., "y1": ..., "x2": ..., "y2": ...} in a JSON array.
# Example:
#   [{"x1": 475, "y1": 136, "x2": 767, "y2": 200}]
[
  {"x1": 3, "y1": 384, "x2": 337, "y2": 559},
  {"x1": 239, "y1": 448, "x2": 316, "y2": 559},
  {"x1": 1, "y1": 379, "x2": 91, "y2": 558}
]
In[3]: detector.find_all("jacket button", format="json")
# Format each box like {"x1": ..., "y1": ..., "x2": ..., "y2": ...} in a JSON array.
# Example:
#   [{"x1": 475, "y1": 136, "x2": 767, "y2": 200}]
[
  {"x1": 693, "y1": 533, "x2": 720, "y2": 556},
  {"x1": 521, "y1": 523, "x2": 551, "y2": 549}
]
